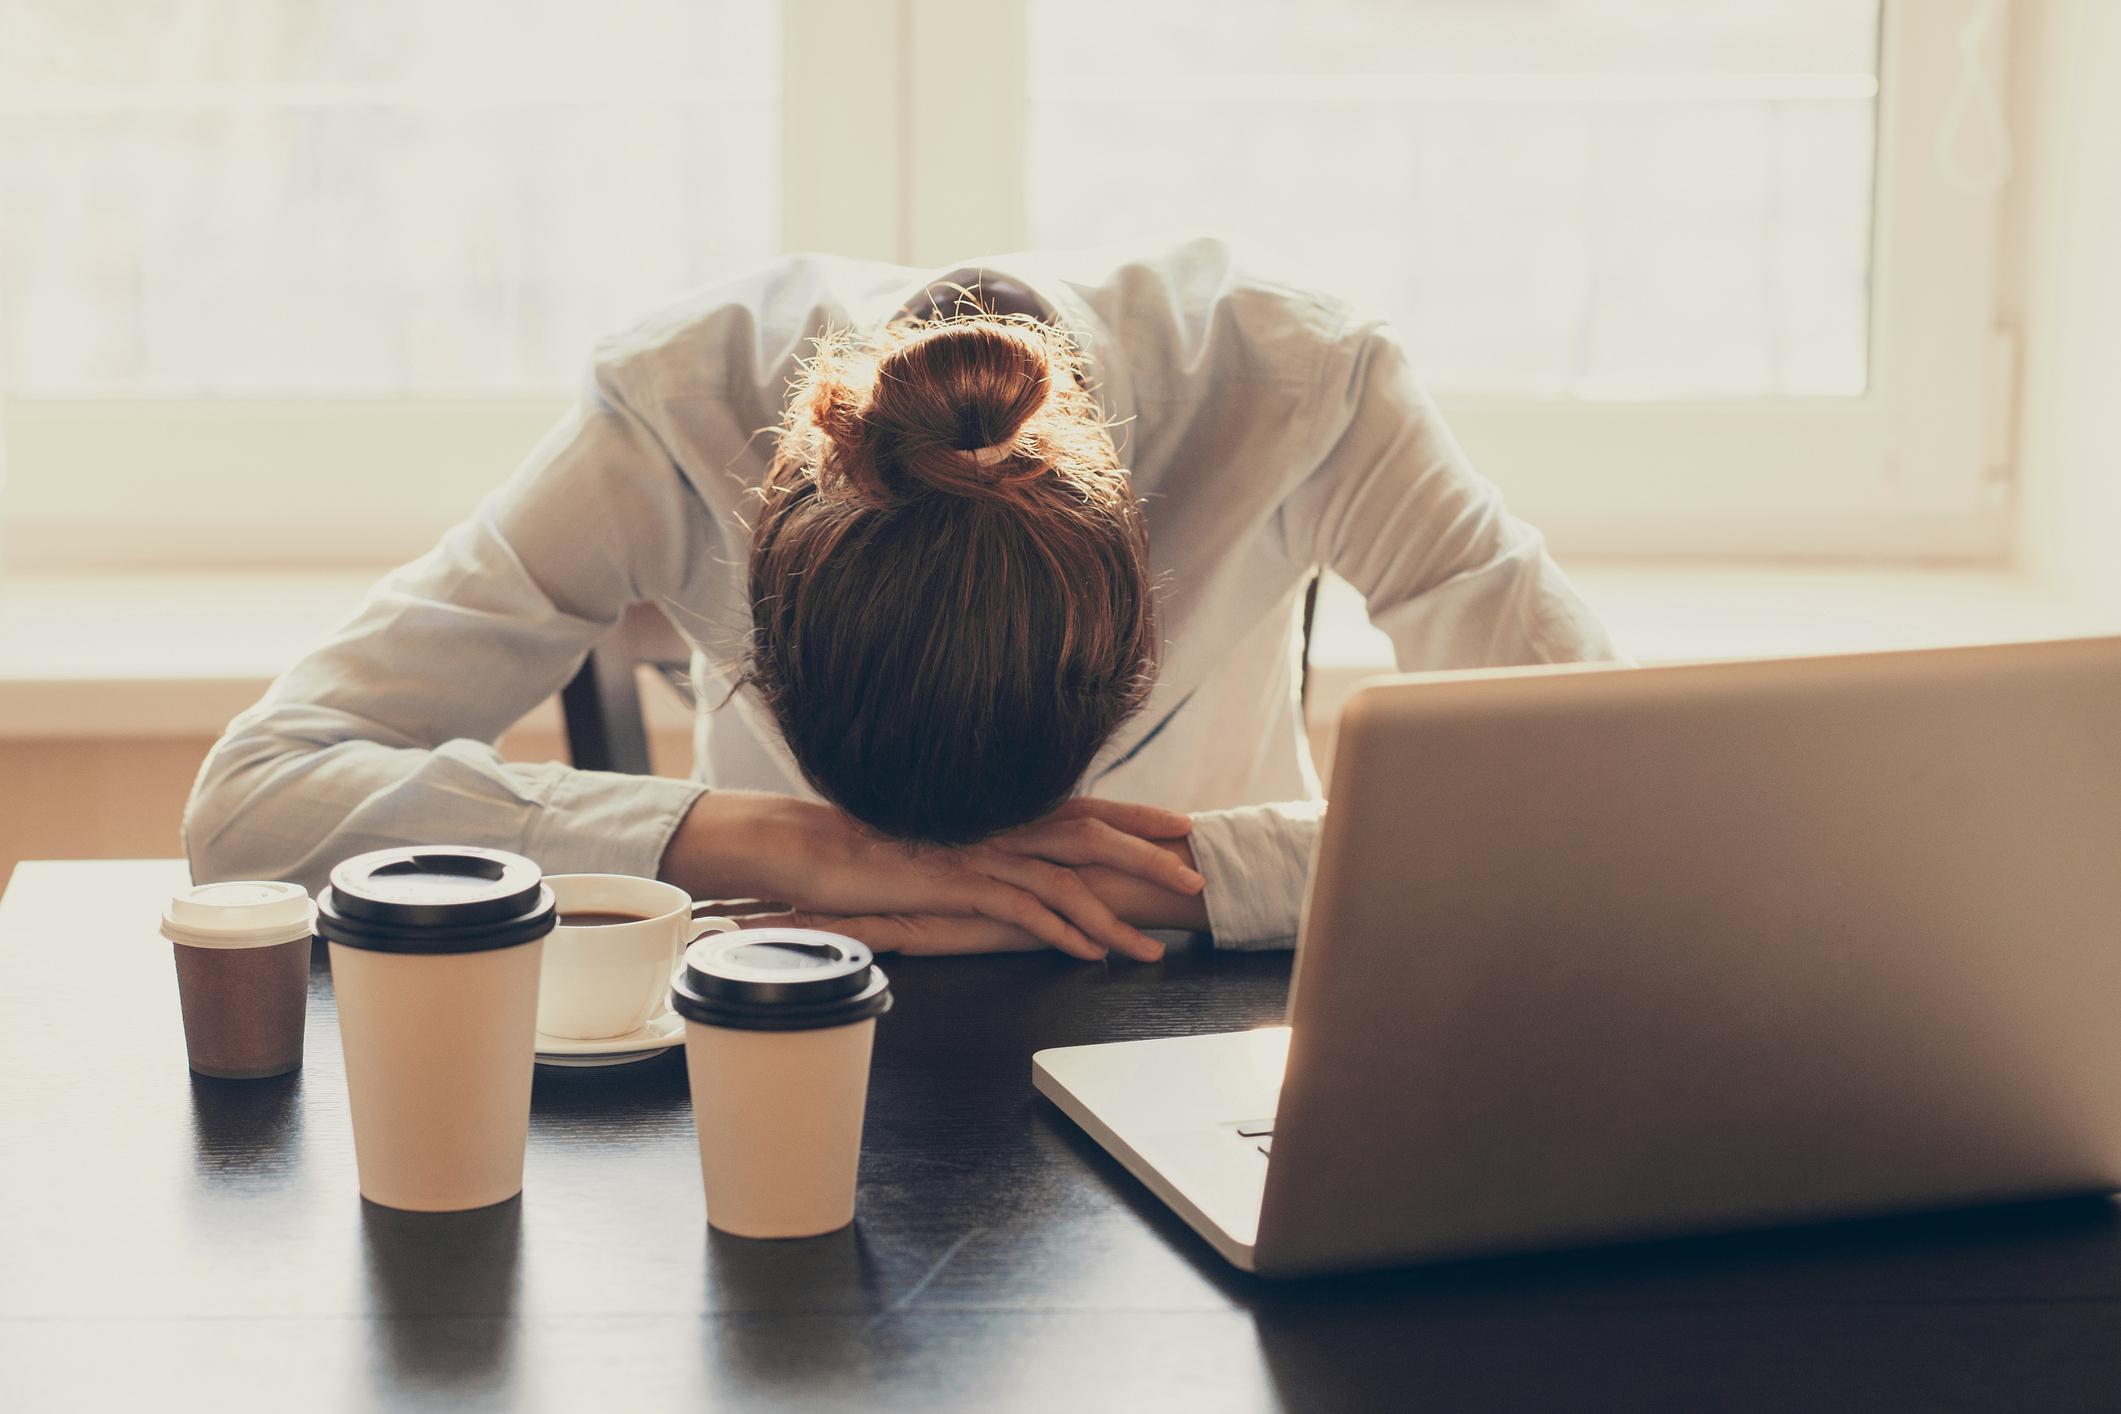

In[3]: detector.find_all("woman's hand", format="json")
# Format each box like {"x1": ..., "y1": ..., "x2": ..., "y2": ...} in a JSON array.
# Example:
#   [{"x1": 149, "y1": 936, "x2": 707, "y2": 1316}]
[
  {"x1": 766, "y1": 836, "x2": 1211, "y2": 960},
  {"x1": 660, "y1": 791, "x2": 1204, "y2": 962},
  {"x1": 768, "y1": 911, "x2": 1050, "y2": 957}
]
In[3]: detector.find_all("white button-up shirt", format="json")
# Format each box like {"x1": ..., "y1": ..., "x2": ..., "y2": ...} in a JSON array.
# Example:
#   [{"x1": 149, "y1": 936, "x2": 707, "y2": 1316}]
[{"x1": 185, "y1": 237, "x2": 1619, "y2": 947}]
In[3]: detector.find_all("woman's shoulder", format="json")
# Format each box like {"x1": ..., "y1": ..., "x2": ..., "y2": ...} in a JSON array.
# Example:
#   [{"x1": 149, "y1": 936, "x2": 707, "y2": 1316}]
[
  {"x1": 587, "y1": 254, "x2": 918, "y2": 409},
  {"x1": 1027, "y1": 235, "x2": 1370, "y2": 395}
]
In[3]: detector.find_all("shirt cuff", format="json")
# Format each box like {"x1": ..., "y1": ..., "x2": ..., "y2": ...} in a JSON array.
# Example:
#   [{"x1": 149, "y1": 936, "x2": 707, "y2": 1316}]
[
  {"x1": 1187, "y1": 800, "x2": 1325, "y2": 950},
  {"x1": 522, "y1": 767, "x2": 707, "y2": 882}
]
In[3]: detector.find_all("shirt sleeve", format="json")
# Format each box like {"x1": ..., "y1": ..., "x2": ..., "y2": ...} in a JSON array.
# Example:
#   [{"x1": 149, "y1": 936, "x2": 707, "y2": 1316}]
[
  {"x1": 1188, "y1": 800, "x2": 1324, "y2": 950},
  {"x1": 183, "y1": 361, "x2": 718, "y2": 895},
  {"x1": 1287, "y1": 323, "x2": 1620, "y2": 670},
  {"x1": 1192, "y1": 322, "x2": 1624, "y2": 949}
]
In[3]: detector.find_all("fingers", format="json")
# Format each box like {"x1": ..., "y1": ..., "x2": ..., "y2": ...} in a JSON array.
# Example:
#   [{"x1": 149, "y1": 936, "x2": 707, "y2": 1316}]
[
  {"x1": 1002, "y1": 816, "x2": 1205, "y2": 895},
  {"x1": 801, "y1": 914, "x2": 1047, "y2": 956},
  {"x1": 1045, "y1": 797, "x2": 1194, "y2": 840},
  {"x1": 791, "y1": 903, "x2": 1151, "y2": 963},
  {"x1": 969, "y1": 878, "x2": 1111, "y2": 961},
  {"x1": 783, "y1": 909, "x2": 1026, "y2": 957},
  {"x1": 800, "y1": 849, "x2": 1127, "y2": 964},
  {"x1": 974, "y1": 852, "x2": 1164, "y2": 963}
]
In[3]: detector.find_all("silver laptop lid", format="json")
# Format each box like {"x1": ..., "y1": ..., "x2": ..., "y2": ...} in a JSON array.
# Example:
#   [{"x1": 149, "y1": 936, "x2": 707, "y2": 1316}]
[{"x1": 1256, "y1": 637, "x2": 2121, "y2": 1274}]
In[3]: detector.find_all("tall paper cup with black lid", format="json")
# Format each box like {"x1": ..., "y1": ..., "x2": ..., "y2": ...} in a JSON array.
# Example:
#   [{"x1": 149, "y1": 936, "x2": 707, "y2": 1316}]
[
  {"x1": 316, "y1": 846, "x2": 555, "y2": 1212},
  {"x1": 670, "y1": 928, "x2": 892, "y2": 1238}
]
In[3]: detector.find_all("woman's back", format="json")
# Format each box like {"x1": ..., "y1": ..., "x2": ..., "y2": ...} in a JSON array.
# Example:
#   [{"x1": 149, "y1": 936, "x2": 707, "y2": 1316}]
[{"x1": 185, "y1": 235, "x2": 1615, "y2": 947}]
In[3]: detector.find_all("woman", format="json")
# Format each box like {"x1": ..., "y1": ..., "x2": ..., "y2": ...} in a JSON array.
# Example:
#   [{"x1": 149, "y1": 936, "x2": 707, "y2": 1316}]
[{"x1": 186, "y1": 237, "x2": 1618, "y2": 959}]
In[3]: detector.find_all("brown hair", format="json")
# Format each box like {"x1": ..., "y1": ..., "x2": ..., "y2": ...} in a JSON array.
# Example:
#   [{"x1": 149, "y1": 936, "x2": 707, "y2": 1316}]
[{"x1": 747, "y1": 315, "x2": 1157, "y2": 844}]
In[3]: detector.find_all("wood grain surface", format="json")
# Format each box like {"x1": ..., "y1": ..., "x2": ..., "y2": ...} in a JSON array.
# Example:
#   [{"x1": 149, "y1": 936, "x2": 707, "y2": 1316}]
[{"x1": 4, "y1": 860, "x2": 2121, "y2": 1413}]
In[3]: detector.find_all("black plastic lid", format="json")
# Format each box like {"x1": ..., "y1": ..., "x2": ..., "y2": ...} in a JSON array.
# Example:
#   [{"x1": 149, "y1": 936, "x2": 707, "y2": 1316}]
[
  {"x1": 314, "y1": 846, "x2": 556, "y2": 954},
  {"x1": 670, "y1": 928, "x2": 892, "y2": 1031}
]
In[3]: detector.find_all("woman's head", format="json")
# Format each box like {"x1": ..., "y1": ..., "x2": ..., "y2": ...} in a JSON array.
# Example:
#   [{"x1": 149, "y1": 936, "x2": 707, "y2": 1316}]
[{"x1": 747, "y1": 316, "x2": 1157, "y2": 845}]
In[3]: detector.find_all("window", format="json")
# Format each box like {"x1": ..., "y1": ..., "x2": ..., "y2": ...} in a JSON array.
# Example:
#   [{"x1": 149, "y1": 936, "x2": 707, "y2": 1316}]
[
  {"x1": 2, "y1": 1, "x2": 781, "y2": 394},
  {"x1": 1028, "y1": 1, "x2": 1878, "y2": 402},
  {"x1": 1020, "y1": 0, "x2": 2008, "y2": 559},
  {"x1": 1, "y1": 0, "x2": 780, "y2": 569},
  {"x1": 0, "y1": 1, "x2": 2013, "y2": 571}
]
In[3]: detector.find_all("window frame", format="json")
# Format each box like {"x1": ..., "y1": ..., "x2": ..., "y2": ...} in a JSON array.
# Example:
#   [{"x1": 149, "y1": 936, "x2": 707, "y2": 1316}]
[
  {"x1": 986, "y1": 0, "x2": 2016, "y2": 561},
  {"x1": 0, "y1": 0, "x2": 2012, "y2": 571}
]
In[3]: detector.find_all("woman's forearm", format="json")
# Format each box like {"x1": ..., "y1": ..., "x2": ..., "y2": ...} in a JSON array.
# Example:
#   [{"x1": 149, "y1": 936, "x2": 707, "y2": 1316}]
[
  {"x1": 661, "y1": 790, "x2": 1209, "y2": 955},
  {"x1": 658, "y1": 790, "x2": 808, "y2": 901},
  {"x1": 1076, "y1": 838, "x2": 1211, "y2": 932}
]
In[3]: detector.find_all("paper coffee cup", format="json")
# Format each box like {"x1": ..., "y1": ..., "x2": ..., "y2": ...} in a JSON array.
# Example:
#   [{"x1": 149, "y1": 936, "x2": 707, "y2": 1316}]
[
  {"x1": 160, "y1": 881, "x2": 316, "y2": 1080},
  {"x1": 316, "y1": 847, "x2": 555, "y2": 1213},
  {"x1": 540, "y1": 874, "x2": 737, "y2": 1040},
  {"x1": 670, "y1": 928, "x2": 892, "y2": 1239}
]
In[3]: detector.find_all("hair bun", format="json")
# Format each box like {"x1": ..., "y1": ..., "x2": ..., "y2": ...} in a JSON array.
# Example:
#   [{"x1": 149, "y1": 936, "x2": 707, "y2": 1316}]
[{"x1": 810, "y1": 321, "x2": 1056, "y2": 506}]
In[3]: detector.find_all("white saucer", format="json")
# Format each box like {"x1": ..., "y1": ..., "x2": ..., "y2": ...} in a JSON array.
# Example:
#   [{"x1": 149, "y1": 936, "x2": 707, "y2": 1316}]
[{"x1": 534, "y1": 1009, "x2": 686, "y2": 1068}]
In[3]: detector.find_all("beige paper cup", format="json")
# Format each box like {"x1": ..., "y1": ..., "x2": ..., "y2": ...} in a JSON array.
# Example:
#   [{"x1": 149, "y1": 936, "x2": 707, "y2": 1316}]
[
  {"x1": 329, "y1": 939, "x2": 544, "y2": 1211},
  {"x1": 683, "y1": 1016, "x2": 879, "y2": 1238},
  {"x1": 315, "y1": 847, "x2": 556, "y2": 1212},
  {"x1": 671, "y1": 928, "x2": 892, "y2": 1239}
]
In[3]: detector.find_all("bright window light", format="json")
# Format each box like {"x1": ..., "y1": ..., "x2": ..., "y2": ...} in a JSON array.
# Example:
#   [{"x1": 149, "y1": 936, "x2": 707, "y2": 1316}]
[
  {"x1": 0, "y1": 1, "x2": 782, "y2": 396},
  {"x1": 1027, "y1": 0, "x2": 1879, "y2": 400}
]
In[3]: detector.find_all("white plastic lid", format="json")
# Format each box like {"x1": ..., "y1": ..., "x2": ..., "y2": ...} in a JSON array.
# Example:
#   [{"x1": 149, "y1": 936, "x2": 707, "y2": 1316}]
[{"x1": 161, "y1": 880, "x2": 318, "y2": 949}]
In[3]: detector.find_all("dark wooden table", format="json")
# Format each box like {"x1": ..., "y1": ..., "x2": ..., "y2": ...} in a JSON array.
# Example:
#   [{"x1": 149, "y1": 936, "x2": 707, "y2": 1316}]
[{"x1": 6, "y1": 860, "x2": 2121, "y2": 1412}]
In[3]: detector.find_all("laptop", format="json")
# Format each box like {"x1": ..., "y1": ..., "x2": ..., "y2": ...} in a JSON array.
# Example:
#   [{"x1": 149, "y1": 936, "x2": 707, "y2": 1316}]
[{"x1": 1034, "y1": 637, "x2": 2121, "y2": 1275}]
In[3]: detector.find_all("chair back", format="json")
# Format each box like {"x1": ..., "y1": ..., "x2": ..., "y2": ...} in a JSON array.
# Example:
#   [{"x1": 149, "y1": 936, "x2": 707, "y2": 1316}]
[{"x1": 559, "y1": 602, "x2": 693, "y2": 775}]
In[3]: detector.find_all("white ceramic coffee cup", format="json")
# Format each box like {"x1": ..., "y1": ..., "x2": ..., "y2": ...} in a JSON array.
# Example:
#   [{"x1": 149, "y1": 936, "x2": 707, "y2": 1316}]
[{"x1": 539, "y1": 875, "x2": 736, "y2": 1041}]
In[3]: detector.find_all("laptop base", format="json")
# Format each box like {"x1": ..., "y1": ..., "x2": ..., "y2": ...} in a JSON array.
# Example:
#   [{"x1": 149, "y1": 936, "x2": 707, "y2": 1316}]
[{"x1": 1033, "y1": 1027, "x2": 1291, "y2": 1272}]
